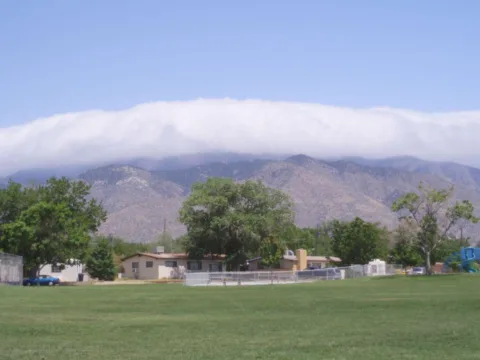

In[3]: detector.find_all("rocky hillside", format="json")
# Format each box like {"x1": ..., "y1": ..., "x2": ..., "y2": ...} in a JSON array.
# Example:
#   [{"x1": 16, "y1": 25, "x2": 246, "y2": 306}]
[{"x1": 74, "y1": 154, "x2": 480, "y2": 243}]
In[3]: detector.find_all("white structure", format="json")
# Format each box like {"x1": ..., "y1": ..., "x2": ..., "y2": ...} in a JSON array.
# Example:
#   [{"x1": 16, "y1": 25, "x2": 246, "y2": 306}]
[
  {"x1": 184, "y1": 264, "x2": 397, "y2": 287},
  {"x1": 40, "y1": 260, "x2": 89, "y2": 282},
  {"x1": 0, "y1": 252, "x2": 23, "y2": 285},
  {"x1": 365, "y1": 259, "x2": 387, "y2": 276}
]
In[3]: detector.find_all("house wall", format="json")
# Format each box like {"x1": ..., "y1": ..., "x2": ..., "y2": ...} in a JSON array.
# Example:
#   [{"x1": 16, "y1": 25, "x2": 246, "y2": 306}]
[
  {"x1": 296, "y1": 249, "x2": 307, "y2": 270},
  {"x1": 122, "y1": 256, "x2": 160, "y2": 280},
  {"x1": 157, "y1": 259, "x2": 224, "y2": 279},
  {"x1": 280, "y1": 259, "x2": 296, "y2": 270},
  {"x1": 307, "y1": 261, "x2": 328, "y2": 269},
  {"x1": 248, "y1": 261, "x2": 260, "y2": 271},
  {"x1": 40, "y1": 263, "x2": 90, "y2": 282},
  {"x1": 251, "y1": 259, "x2": 330, "y2": 271},
  {"x1": 122, "y1": 255, "x2": 224, "y2": 280}
]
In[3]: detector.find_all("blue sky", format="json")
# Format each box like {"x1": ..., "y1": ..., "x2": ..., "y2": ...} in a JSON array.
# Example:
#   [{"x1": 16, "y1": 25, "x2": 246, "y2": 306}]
[{"x1": 1, "y1": 0, "x2": 479, "y2": 127}]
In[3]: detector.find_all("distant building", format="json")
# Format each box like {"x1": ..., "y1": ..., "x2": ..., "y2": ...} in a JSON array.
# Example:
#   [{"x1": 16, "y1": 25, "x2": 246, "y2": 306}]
[
  {"x1": 121, "y1": 249, "x2": 226, "y2": 280},
  {"x1": 247, "y1": 249, "x2": 341, "y2": 271},
  {"x1": 39, "y1": 260, "x2": 89, "y2": 282}
]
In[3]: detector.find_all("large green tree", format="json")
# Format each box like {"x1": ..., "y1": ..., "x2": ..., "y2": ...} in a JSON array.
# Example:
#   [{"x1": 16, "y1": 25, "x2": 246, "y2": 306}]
[
  {"x1": 179, "y1": 178, "x2": 294, "y2": 270},
  {"x1": 392, "y1": 183, "x2": 478, "y2": 274},
  {"x1": 0, "y1": 177, "x2": 107, "y2": 276},
  {"x1": 330, "y1": 217, "x2": 389, "y2": 266}
]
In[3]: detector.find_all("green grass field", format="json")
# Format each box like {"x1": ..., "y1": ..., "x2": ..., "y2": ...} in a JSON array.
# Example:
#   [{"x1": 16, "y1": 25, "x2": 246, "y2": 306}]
[{"x1": 1, "y1": 276, "x2": 480, "y2": 360}]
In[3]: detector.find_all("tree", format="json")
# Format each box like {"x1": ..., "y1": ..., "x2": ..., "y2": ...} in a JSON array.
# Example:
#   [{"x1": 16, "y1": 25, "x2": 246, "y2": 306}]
[
  {"x1": 392, "y1": 183, "x2": 478, "y2": 274},
  {"x1": 0, "y1": 180, "x2": 39, "y2": 239},
  {"x1": 0, "y1": 177, "x2": 107, "y2": 276},
  {"x1": 432, "y1": 237, "x2": 470, "y2": 265},
  {"x1": 259, "y1": 235, "x2": 284, "y2": 268},
  {"x1": 156, "y1": 232, "x2": 184, "y2": 253},
  {"x1": 87, "y1": 238, "x2": 116, "y2": 280},
  {"x1": 389, "y1": 222, "x2": 423, "y2": 267},
  {"x1": 279, "y1": 223, "x2": 333, "y2": 256},
  {"x1": 179, "y1": 178, "x2": 294, "y2": 270},
  {"x1": 107, "y1": 236, "x2": 150, "y2": 257},
  {"x1": 330, "y1": 217, "x2": 389, "y2": 266}
]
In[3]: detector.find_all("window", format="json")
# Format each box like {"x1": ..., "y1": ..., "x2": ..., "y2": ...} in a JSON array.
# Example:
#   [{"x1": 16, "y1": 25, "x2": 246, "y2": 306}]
[
  {"x1": 146, "y1": 261, "x2": 153, "y2": 268},
  {"x1": 132, "y1": 262, "x2": 139, "y2": 269},
  {"x1": 165, "y1": 261, "x2": 177, "y2": 268},
  {"x1": 187, "y1": 261, "x2": 202, "y2": 271},
  {"x1": 209, "y1": 263, "x2": 222, "y2": 272},
  {"x1": 51, "y1": 265, "x2": 61, "y2": 273}
]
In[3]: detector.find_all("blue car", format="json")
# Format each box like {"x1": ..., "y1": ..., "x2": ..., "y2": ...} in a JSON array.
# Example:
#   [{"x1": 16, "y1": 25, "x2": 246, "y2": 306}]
[{"x1": 23, "y1": 275, "x2": 60, "y2": 286}]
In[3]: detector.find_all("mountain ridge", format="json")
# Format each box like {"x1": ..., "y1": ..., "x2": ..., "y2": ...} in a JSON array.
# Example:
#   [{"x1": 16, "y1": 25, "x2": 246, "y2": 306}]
[{"x1": 3, "y1": 153, "x2": 480, "y2": 242}]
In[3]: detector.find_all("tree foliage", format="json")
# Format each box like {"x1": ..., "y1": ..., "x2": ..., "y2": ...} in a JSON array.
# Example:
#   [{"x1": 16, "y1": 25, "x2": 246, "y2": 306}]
[
  {"x1": 389, "y1": 221, "x2": 423, "y2": 267},
  {"x1": 0, "y1": 178, "x2": 107, "y2": 276},
  {"x1": 330, "y1": 217, "x2": 389, "y2": 266},
  {"x1": 432, "y1": 237, "x2": 470, "y2": 265},
  {"x1": 392, "y1": 183, "x2": 478, "y2": 274},
  {"x1": 156, "y1": 232, "x2": 184, "y2": 253},
  {"x1": 87, "y1": 238, "x2": 116, "y2": 281},
  {"x1": 259, "y1": 235, "x2": 285, "y2": 268},
  {"x1": 179, "y1": 178, "x2": 294, "y2": 270},
  {"x1": 106, "y1": 236, "x2": 150, "y2": 257},
  {"x1": 279, "y1": 223, "x2": 333, "y2": 256}
]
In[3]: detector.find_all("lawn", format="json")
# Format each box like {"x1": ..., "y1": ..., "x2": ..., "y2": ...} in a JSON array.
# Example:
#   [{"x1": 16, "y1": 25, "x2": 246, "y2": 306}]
[{"x1": 1, "y1": 276, "x2": 480, "y2": 360}]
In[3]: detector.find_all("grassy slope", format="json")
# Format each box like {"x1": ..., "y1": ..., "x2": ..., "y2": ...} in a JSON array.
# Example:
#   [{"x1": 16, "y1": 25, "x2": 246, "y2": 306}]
[{"x1": 1, "y1": 276, "x2": 479, "y2": 360}]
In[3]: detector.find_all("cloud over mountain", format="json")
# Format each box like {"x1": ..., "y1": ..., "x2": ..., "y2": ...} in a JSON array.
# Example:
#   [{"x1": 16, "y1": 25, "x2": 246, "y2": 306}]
[{"x1": 1, "y1": 98, "x2": 480, "y2": 175}]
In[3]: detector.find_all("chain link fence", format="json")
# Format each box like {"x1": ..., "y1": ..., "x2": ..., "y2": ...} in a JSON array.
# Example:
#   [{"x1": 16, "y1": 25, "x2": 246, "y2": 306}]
[
  {"x1": 184, "y1": 264, "x2": 398, "y2": 286},
  {"x1": 0, "y1": 252, "x2": 23, "y2": 285}
]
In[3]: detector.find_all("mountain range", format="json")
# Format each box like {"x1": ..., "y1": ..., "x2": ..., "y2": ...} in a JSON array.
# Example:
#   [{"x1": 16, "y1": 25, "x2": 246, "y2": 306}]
[{"x1": 2, "y1": 153, "x2": 480, "y2": 243}]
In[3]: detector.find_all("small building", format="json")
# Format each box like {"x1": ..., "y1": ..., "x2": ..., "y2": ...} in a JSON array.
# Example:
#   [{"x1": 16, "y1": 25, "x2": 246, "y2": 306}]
[
  {"x1": 365, "y1": 259, "x2": 386, "y2": 276},
  {"x1": 121, "y1": 251, "x2": 226, "y2": 280},
  {"x1": 247, "y1": 249, "x2": 341, "y2": 271},
  {"x1": 40, "y1": 260, "x2": 89, "y2": 282},
  {"x1": 433, "y1": 262, "x2": 444, "y2": 274}
]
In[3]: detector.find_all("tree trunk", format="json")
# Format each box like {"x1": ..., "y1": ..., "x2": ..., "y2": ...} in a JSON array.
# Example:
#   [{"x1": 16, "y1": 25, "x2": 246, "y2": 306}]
[
  {"x1": 425, "y1": 251, "x2": 432, "y2": 275},
  {"x1": 27, "y1": 266, "x2": 40, "y2": 278}
]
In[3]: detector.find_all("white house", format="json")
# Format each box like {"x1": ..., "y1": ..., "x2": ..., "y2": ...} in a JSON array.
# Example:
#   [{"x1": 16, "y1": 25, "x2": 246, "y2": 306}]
[
  {"x1": 121, "y1": 251, "x2": 226, "y2": 280},
  {"x1": 39, "y1": 260, "x2": 90, "y2": 282}
]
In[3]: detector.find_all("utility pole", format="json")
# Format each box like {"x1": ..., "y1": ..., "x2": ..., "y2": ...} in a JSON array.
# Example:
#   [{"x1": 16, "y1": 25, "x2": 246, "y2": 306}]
[{"x1": 162, "y1": 219, "x2": 173, "y2": 253}]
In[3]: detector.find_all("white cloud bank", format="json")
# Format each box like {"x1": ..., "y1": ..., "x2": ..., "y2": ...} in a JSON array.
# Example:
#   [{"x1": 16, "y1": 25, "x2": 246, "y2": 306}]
[{"x1": 1, "y1": 98, "x2": 480, "y2": 176}]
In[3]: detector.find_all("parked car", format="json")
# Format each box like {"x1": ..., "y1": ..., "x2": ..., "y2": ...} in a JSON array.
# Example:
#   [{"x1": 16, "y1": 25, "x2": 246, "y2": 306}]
[
  {"x1": 23, "y1": 275, "x2": 60, "y2": 286},
  {"x1": 409, "y1": 267, "x2": 426, "y2": 275}
]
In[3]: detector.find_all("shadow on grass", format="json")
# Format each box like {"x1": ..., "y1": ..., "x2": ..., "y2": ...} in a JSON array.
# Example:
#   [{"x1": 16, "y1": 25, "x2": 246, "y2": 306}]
[{"x1": 370, "y1": 274, "x2": 465, "y2": 281}]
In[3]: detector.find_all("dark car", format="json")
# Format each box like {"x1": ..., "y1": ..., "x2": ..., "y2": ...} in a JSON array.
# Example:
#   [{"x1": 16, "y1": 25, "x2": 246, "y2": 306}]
[{"x1": 23, "y1": 275, "x2": 60, "y2": 286}]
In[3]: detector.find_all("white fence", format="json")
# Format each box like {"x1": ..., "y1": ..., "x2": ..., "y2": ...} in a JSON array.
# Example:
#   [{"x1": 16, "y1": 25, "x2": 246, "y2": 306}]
[
  {"x1": 0, "y1": 252, "x2": 23, "y2": 285},
  {"x1": 184, "y1": 264, "x2": 397, "y2": 286}
]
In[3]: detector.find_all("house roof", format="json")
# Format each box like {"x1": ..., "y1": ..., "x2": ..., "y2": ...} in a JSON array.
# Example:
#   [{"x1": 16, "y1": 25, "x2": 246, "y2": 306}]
[
  {"x1": 283, "y1": 255, "x2": 341, "y2": 263},
  {"x1": 248, "y1": 255, "x2": 342, "y2": 263},
  {"x1": 121, "y1": 252, "x2": 226, "y2": 262}
]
